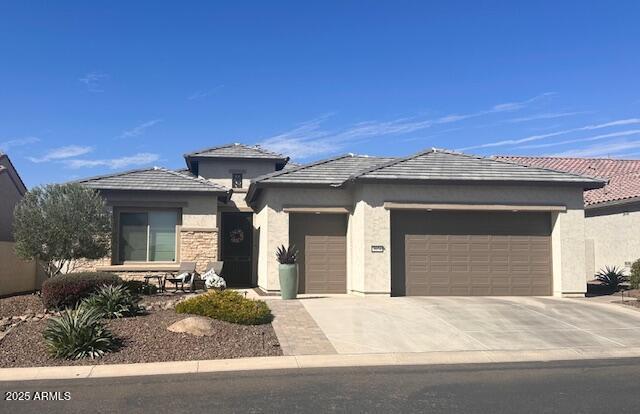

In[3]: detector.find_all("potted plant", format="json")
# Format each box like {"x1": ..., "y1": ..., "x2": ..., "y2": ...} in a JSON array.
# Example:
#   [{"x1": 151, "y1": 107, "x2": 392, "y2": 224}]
[{"x1": 276, "y1": 244, "x2": 299, "y2": 299}]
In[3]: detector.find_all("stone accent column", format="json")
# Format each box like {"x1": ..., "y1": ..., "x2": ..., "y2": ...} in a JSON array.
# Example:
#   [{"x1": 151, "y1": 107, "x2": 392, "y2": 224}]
[{"x1": 180, "y1": 228, "x2": 218, "y2": 272}]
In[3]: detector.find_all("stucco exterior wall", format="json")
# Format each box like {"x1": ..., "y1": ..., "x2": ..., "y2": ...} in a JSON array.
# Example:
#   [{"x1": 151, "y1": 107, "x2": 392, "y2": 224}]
[
  {"x1": 197, "y1": 159, "x2": 279, "y2": 189},
  {"x1": 585, "y1": 203, "x2": 640, "y2": 276},
  {"x1": 255, "y1": 181, "x2": 588, "y2": 297},
  {"x1": 351, "y1": 182, "x2": 587, "y2": 297},
  {"x1": 252, "y1": 187, "x2": 353, "y2": 291},
  {"x1": 0, "y1": 241, "x2": 45, "y2": 296},
  {"x1": 77, "y1": 191, "x2": 219, "y2": 274}
]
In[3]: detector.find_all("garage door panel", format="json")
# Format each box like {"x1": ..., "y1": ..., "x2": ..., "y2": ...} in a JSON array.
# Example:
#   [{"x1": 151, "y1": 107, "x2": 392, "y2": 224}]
[{"x1": 394, "y1": 211, "x2": 552, "y2": 296}]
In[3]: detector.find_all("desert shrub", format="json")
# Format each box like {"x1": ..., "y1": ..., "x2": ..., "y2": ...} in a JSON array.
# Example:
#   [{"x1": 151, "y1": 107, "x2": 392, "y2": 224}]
[
  {"x1": 595, "y1": 265, "x2": 628, "y2": 290},
  {"x1": 122, "y1": 280, "x2": 158, "y2": 296},
  {"x1": 43, "y1": 306, "x2": 117, "y2": 359},
  {"x1": 41, "y1": 272, "x2": 122, "y2": 309},
  {"x1": 82, "y1": 285, "x2": 142, "y2": 319},
  {"x1": 630, "y1": 259, "x2": 640, "y2": 290},
  {"x1": 175, "y1": 290, "x2": 272, "y2": 325}
]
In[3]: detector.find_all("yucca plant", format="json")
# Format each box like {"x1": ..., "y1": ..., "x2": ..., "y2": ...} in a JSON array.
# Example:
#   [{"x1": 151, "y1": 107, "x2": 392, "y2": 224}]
[
  {"x1": 276, "y1": 244, "x2": 298, "y2": 264},
  {"x1": 595, "y1": 265, "x2": 629, "y2": 290},
  {"x1": 82, "y1": 284, "x2": 142, "y2": 319},
  {"x1": 43, "y1": 306, "x2": 117, "y2": 359}
]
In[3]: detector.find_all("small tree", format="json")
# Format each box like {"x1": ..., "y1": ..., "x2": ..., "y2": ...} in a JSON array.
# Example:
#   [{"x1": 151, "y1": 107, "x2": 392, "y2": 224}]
[{"x1": 13, "y1": 183, "x2": 111, "y2": 277}]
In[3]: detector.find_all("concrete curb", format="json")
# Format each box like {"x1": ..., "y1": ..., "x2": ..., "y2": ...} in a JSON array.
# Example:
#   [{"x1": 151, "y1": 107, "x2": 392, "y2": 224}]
[{"x1": 3, "y1": 346, "x2": 640, "y2": 382}]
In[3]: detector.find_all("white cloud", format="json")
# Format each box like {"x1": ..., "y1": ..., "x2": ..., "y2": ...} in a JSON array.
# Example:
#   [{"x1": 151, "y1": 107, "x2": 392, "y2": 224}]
[
  {"x1": 518, "y1": 129, "x2": 640, "y2": 150},
  {"x1": 503, "y1": 111, "x2": 588, "y2": 124},
  {"x1": 460, "y1": 118, "x2": 640, "y2": 151},
  {"x1": 119, "y1": 119, "x2": 162, "y2": 138},
  {"x1": 0, "y1": 136, "x2": 40, "y2": 152},
  {"x1": 551, "y1": 140, "x2": 640, "y2": 158},
  {"x1": 187, "y1": 85, "x2": 224, "y2": 101},
  {"x1": 27, "y1": 145, "x2": 93, "y2": 163},
  {"x1": 64, "y1": 153, "x2": 160, "y2": 169},
  {"x1": 259, "y1": 94, "x2": 551, "y2": 159},
  {"x1": 79, "y1": 72, "x2": 109, "y2": 93}
]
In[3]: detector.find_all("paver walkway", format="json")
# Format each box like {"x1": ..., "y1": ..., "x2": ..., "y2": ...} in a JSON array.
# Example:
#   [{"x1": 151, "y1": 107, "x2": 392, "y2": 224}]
[{"x1": 267, "y1": 300, "x2": 337, "y2": 355}]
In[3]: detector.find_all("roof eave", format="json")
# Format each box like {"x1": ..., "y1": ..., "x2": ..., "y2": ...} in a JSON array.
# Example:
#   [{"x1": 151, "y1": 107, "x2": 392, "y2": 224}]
[{"x1": 354, "y1": 176, "x2": 607, "y2": 189}]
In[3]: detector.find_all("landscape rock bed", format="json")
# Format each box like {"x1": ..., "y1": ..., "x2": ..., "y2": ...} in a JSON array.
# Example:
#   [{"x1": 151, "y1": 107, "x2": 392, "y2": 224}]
[{"x1": 0, "y1": 310, "x2": 281, "y2": 368}]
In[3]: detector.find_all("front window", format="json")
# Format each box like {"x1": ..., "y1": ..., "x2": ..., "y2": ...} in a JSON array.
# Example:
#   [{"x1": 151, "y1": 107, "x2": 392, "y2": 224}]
[
  {"x1": 119, "y1": 211, "x2": 178, "y2": 262},
  {"x1": 232, "y1": 173, "x2": 243, "y2": 188}
]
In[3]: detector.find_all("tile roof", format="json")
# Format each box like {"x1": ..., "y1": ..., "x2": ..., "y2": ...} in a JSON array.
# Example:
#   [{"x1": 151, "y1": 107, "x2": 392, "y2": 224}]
[
  {"x1": 185, "y1": 143, "x2": 288, "y2": 160},
  {"x1": 254, "y1": 154, "x2": 397, "y2": 185},
  {"x1": 77, "y1": 167, "x2": 229, "y2": 193},
  {"x1": 356, "y1": 149, "x2": 605, "y2": 188},
  {"x1": 496, "y1": 156, "x2": 640, "y2": 207}
]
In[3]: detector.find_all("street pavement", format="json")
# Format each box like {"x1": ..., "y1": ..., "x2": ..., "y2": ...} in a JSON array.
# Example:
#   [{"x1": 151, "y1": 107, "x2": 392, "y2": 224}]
[{"x1": 1, "y1": 357, "x2": 640, "y2": 413}]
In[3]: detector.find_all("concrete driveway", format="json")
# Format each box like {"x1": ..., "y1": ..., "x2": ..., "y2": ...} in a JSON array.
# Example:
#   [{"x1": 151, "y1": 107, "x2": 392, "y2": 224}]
[{"x1": 300, "y1": 296, "x2": 640, "y2": 354}]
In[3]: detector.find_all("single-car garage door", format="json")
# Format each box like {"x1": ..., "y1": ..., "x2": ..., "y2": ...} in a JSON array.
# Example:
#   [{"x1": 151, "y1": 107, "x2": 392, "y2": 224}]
[
  {"x1": 391, "y1": 211, "x2": 552, "y2": 296},
  {"x1": 290, "y1": 213, "x2": 347, "y2": 294}
]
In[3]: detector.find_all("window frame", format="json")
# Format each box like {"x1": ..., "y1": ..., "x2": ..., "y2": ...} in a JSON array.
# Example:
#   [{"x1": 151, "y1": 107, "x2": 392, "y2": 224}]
[
  {"x1": 115, "y1": 207, "x2": 181, "y2": 264},
  {"x1": 232, "y1": 172, "x2": 243, "y2": 189}
]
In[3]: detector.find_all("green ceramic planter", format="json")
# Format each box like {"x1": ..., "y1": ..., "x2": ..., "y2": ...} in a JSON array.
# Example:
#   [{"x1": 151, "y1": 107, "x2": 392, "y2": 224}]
[{"x1": 279, "y1": 264, "x2": 299, "y2": 300}]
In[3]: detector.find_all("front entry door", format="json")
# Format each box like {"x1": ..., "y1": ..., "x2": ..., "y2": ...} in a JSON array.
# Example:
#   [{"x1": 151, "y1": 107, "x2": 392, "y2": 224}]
[{"x1": 221, "y1": 212, "x2": 253, "y2": 287}]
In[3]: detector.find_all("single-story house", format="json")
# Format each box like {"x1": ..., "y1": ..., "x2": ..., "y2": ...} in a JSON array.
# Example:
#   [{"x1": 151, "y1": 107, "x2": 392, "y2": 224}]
[
  {"x1": 497, "y1": 156, "x2": 640, "y2": 278},
  {"x1": 77, "y1": 143, "x2": 605, "y2": 297},
  {"x1": 0, "y1": 152, "x2": 43, "y2": 297}
]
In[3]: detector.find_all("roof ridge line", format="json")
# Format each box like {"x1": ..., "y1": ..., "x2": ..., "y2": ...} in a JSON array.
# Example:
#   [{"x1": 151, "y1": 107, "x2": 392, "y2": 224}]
[
  {"x1": 252, "y1": 153, "x2": 357, "y2": 184},
  {"x1": 72, "y1": 167, "x2": 158, "y2": 184},
  {"x1": 157, "y1": 167, "x2": 229, "y2": 191},
  {"x1": 184, "y1": 142, "x2": 286, "y2": 159},
  {"x1": 345, "y1": 148, "x2": 439, "y2": 183}
]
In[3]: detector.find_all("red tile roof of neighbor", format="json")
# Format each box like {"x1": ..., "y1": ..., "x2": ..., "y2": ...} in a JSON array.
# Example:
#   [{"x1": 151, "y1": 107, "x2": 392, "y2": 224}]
[{"x1": 496, "y1": 156, "x2": 640, "y2": 207}]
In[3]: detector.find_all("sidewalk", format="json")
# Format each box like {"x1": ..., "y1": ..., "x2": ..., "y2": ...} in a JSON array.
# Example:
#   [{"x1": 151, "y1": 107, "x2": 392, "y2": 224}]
[{"x1": 3, "y1": 346, "x2": 640, "y2": 382}]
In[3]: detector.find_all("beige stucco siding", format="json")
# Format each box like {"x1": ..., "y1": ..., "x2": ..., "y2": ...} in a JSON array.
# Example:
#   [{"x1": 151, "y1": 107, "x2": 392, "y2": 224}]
[
  {"x1": 352, "y1": 182, "x2": 587, "y2": 297},
  {"x1": 103, "y1": 191, "x2": 218, "y2": 229},
  {"x1": 252, "y1": 187, "x2": 353, "y2": 290},
  {"x1": 197, "y1": 159, "x2": 278, "y2": 189},
  {"x1": 255, "y1": 181, "x2": 588, "y2": 297},
  {"x1": 585, "y1": 203, "x2": 640, "y2": 277},
  {"x1": 76, "y1": 191, "x2": 219, "y2": 273}
]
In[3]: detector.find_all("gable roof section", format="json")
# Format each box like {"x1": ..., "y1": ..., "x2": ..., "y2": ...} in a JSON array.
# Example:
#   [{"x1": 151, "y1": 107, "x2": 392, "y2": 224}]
[
  {"x1": 185, "y1": 143, "x2": 288, "y2": 161},
  {"x1": 254, "y1": 154, "x2": 397, "y2": 185},
  {"x1": 245, "y1": 154, "x2": 395, "y2": 203},
  {"x1": 496, "y1": 156, "x2": 640, "y2": 207},
  {"x1": 0, "y1": 152, "x2": 27, "y2": 195},
  {"x1": 354, "y1": 149, "x2": 606, "y2": 189},
  {"x1": 76, "y1": 167, "x2": 229, "y2": 194}
]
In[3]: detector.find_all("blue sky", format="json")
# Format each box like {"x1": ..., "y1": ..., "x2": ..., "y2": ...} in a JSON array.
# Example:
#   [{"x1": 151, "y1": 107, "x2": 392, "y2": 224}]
[{"x1": 1, "y1": 1, "x2": 639, "y2": 187}]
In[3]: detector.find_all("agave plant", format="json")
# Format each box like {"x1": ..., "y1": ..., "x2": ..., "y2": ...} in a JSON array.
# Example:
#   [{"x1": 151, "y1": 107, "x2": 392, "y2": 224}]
[
  {"x1": 276, "y1": 244, "x2": 298, "y2": 264},
  {"x1": 82, "y1": 284, "x2": 142, "y2": 319},
  {"x1": 595, "y1": 265, "x2": 629, "y2": 290},
  {"x1": 43, "y1": 306, "x2": 117, "y2": 359}
]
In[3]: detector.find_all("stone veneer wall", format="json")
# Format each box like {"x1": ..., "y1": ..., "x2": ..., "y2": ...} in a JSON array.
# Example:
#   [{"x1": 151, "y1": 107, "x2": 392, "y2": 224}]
[{"x1": 179, "y1": 229, "x2": 218, "y2": 273}]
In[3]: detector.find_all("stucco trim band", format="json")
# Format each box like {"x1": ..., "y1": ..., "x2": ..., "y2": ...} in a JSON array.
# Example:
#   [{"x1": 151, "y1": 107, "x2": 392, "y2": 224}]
[
  {"x1": 283, "y1": 207, "x2": 351, "y2": 214},
  {"x1": 383, "y1": 202, "x2": 567, "y2": 212}
]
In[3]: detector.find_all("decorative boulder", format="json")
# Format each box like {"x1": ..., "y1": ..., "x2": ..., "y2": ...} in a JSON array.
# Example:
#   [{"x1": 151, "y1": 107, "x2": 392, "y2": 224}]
[{"x1": 167, "y1": 316, "x2": 217, "y2": 337}]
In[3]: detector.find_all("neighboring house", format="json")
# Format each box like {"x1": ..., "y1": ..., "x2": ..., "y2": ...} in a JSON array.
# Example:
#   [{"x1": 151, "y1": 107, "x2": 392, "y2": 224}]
[
  {"x1": 497, "y1": 156, "x2": 640, "y2": 279},
  {"x1": 77, "y1": 144, "x2": 605, "y2": 298},
  {"x1": 0, "y1": 152, "x2": 42, "y2": 296},
  {"x1": 0, "y1": 152, "x2": 27, "y2": 241}
]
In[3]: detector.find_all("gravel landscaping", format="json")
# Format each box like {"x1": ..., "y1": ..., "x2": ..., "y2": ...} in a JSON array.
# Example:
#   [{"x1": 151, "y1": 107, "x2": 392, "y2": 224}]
[
  {"x1": 0, "y1": 293, "x2": 44, "y2": 318},
  {"x1": 0, "y1": 310, "x2": 282, "y2": 368}
]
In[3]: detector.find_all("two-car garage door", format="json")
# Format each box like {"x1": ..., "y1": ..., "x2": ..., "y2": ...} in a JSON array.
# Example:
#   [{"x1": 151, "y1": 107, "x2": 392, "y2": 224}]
[{"x1": 391, "y1": 211, "x2": 553, "y2": 296}]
